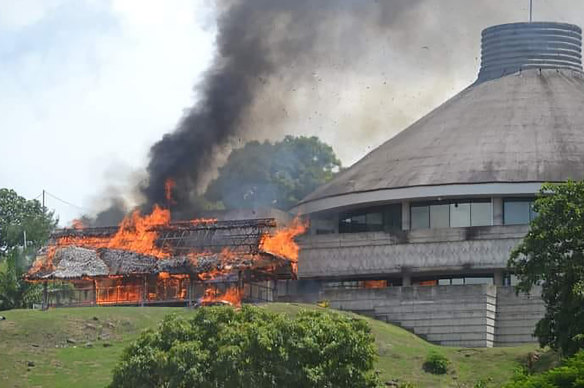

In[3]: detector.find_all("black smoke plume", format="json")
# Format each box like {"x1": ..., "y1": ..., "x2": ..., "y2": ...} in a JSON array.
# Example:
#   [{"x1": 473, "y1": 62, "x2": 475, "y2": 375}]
[{"x1": 140, "y1": 0, "x2": 424, "y2": 219}]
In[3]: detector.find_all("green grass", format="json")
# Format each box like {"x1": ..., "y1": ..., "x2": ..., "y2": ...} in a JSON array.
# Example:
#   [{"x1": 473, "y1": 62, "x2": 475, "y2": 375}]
[{"x1": 0, "y1": 304, "x2": 555, "y2": 387}]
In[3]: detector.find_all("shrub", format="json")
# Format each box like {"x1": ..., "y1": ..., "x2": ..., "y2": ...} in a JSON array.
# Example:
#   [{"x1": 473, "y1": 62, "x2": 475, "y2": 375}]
[
  {"x1": 109, "y1": 306, "x2": 380, "y2": 388},
  {"x1": 0, "y1": 250, "x2": 41, "y2": 311},
  {"x1": 504, "y1": 350, "x2": 584, "y2": 387},
  {"x1": 423, "y1": 351, "x2": 450, "y2": 375}
]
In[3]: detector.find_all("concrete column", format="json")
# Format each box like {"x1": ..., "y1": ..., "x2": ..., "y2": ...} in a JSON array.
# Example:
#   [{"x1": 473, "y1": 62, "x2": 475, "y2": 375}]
[
  {"x1": 493, "y1": 197, "x2": 503, "y2": 225},
  {"x1": 402, "y1": 273, "x2": 412, "y2": 286},
  {"x1": 402, "y1": 201, "x2": 411, "y2": 231},
  {"x1": 494, "y1": 270, "x2": 505, "y2": 286}
]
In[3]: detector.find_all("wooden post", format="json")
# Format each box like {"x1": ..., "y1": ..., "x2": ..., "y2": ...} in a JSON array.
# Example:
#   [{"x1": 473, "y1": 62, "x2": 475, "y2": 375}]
[
  {"x1": 42, "y1": 282, "x2": 48, "y2": 310},
  {"x1": 141, "y1": 276, "x2": 146, "y2": 307},
  {"x1": 92, "y1": 280, "x2": 97, "y2": 306},
  {"x1": 187, "y1": 277, "x2": 193, "y2": 308}
]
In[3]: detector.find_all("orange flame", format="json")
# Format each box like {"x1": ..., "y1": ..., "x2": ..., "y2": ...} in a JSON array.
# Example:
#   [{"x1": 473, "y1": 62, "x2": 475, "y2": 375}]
[
  {"x1": 363, "y1": 280, "x2": 387, "y2": 289},
  {"x1": 165, "y1": 178, "x2": 176, "y2": 205},
  {"x1": 201, "y1": 286, "x2": 242, "y2": 307},
  {"x1": 259, "y1": 217, "x2": 308, "y2": 273},
  {"x1": 107, "y1": 205, "x2": 171, "y2": 257},
  {"x1": 50, "y1": 205, "x2": 172, "y2": 259}
]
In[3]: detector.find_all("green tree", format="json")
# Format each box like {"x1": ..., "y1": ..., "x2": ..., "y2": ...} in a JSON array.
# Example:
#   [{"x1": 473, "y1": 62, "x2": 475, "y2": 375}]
[
  {"x1": 0, "y1": 249, "x2": 42, "y2": 310},
  {"x1": 0, "y1": 188, "x2": 56, "y2": 253},
  {"x1": 0, "y1": 188, "x2": 56, "y2": 310},
  {"x1": 509, "y1": 181, "x2": 584, "y2": 355},
  {"x1": 504, "y1": 350, "x2": 584, "y2": 388},
  {"x1": 205, "y1": 136, "x2": 341, "y2": 210},
  {"x1": 110, "y1": 306, "x2": 380, "y2": 388}
]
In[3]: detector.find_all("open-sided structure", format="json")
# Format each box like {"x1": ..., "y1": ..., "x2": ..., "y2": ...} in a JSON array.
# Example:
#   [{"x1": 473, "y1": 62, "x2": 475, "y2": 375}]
[{"x1": 27, "y1": 217, "x2": 298, "y2": 307}]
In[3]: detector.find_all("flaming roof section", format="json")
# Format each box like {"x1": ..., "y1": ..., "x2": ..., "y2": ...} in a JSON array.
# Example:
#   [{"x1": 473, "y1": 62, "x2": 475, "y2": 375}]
[{"x1": 26, "y1": 218, "x2": 294, "y2": 281}]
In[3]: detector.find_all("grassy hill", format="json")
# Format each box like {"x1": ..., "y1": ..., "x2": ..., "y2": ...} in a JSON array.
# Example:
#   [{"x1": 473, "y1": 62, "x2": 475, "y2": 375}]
[{"x1": 0, "y1": 304, "x2": 554, "y2": 387}]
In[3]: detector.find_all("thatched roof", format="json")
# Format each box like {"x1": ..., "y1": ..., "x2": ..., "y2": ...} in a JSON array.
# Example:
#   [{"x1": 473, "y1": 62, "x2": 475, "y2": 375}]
[{"x1": 26, "y1": 246, "x2": 286, "y2": 281}]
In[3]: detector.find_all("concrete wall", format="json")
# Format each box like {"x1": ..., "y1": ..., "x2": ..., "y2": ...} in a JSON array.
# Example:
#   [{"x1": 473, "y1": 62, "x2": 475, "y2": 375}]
[
  {"x1": 298, "y1": 225, "x2": 527, "y2": 278},
  {"x1": 318, "y1": 285, "x2": 543, "y2": 348},
  {"x1": 325, "y1": 285, "x2": 497, "y2": 347},
  {"x1": 495, "y1": 286, "x2": 545, "y2": 346}
]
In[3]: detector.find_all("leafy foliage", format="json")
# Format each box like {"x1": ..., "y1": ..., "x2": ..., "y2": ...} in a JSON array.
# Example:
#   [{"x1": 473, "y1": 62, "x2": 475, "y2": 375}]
[
  {"x1": 0, "y1": 188, "x2": 56, "y2": 253},
  {"x1": 0, "y1": 188, "x2": 56, "y2": 310},
  {"x1": 0, "y1": 249, "x2": 42, "y2": 310},
  {"x1": 205, "y1": 136, "x2": 341, "y2": 210},
  {"x1": 504, "y1": 350, "x2": 584, "y2": 387},
  {"x1": 423, "y1": 351, "x2": 450, "y2": 375},
  {"x1": 509, "y1": 181, "x2": 584, "y2": 355},
  {"x1": 109, "y1": 306, "x2": 380, "y2": 388}
]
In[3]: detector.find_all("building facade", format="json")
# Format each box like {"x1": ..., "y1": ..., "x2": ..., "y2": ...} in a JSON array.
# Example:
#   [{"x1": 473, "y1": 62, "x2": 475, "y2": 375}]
[{"x1": 289, "y1": 22, "x2": 584, "y2": 347}]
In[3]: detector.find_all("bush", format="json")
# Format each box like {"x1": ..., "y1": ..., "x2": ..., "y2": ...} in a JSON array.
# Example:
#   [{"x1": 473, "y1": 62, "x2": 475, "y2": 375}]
[
  {"x1": 423, "y1": 351, "x2": 450, "y2": 375},
  {"x1": 504, "y1": 350, "x2": 584, "y2": 387},
  {"x1": 0, "y1": 250, "x2": 41, "y2": 311},
  {"x1": 109, "y1": 306, "x2": 380, "y2": 388}
]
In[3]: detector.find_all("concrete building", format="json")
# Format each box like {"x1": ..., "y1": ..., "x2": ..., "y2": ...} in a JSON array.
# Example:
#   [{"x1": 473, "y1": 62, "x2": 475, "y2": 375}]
[{"x1": 289, "y1": 22, "x2": 584, "y2": 347}]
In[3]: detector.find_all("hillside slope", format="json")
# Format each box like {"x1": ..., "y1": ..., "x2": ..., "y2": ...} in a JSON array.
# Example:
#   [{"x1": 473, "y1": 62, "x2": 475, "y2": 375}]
[{"x1": 0, "y1": 304, "x2": 547, "y2": 387}]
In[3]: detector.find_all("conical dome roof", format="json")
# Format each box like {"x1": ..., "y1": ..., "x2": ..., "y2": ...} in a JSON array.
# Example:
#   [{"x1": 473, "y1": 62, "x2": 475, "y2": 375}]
[{"x1": 296, "y1": 22, "x2": 584, "y2": 214}]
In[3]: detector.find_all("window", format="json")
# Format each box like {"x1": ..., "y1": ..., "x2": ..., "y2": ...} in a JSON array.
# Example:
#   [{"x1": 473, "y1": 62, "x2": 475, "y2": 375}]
[
  {"x1": 339, "y1": 213, "x2": 379, "y2": 233},
  {"x1": 411, "y1": 205, "x2": 430, "y2": 229},
  {"x1": 450, "y1": 202, "x2": 471, "y2": 227},
  {"x1": 504, "y1": 198, "x2": 536, "y2": 225},
  {"x1": 436, "y1": 276, "x2": 492, "y2": 285},
  {"x1": 464, "y1": 277, "x2": 493, "y2": 285},
  {"x1": 430, "y1": 204, "x2": 449, "y2": 228},
  {"x1": 411, "y1": 199, "x2": 492, "y2": 230},
  {"x1": 339, "y1": 204, "x2": 402, "y2": 233},
  {"x1": 471, "y1": 201, "x2": 492, "y2": 226}
]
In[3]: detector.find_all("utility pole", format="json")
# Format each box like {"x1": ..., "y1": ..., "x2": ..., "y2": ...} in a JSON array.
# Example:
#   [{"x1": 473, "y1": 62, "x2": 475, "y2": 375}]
[
  {"x1": 42, "y1": 189, "x2": 45, "y2": 208},
  {"x1": 529, "y1": 0, "x2": 533, "y2": 22}
]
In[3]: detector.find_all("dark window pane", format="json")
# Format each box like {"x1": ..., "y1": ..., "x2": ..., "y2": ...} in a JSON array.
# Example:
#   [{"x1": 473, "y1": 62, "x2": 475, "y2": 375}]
[
  {"x1": 504, "y1": 200, "x2": 530, "y2": 225},
  {"x1": 385, "y1": 204, "x2": 402, "y2": 231},
  {"x1": 411, "y1": 206, "x2": 430, "y2": 229},
  {"x1": 367, "y1": 214, "x2": 383, "y2": 232},
  {"x1": 339, "y1": 205, "x2": 399, "y2": 233}
]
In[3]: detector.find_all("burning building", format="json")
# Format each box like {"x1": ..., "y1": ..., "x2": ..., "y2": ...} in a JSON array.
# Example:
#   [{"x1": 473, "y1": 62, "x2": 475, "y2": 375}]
[
  {"x1": 291, "y1": 22, "x2": 584, "y2": 347},
  {"x1": 27, "y1": 205, "x2": 306, "y2": 307},
  {"x1": 27, "y1": 20, "x2": 584, "y2": 349}
]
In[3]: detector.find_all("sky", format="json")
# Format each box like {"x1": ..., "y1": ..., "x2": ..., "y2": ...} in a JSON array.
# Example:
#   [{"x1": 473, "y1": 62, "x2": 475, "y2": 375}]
[
  {"x1": 0, "y1": 0, "x2": 215, "y2": 225},
  {"x1": 2, "y1": 0, "x2": 584, "y2": 226}
]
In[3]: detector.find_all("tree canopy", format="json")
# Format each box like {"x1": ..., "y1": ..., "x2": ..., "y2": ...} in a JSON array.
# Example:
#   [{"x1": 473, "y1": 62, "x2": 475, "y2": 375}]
[
  {"x1": 0, "y1": 188, "x2": 56, "y2": 253},
  {"x1": 205, "y1": 136, "x2": 341, "y2": 210},
  {"x1": 110, "y1": 306, "x2": 379, "y2": 388},
  {"x1": 509, "y1": 181, "x2": 584, "y2": 356},
  {"x1": 504, "y1": 350, "x2": 584, "y2": 388},
  {"x1": 0, "y1": 188, "x2": 55, "y2": 310}
]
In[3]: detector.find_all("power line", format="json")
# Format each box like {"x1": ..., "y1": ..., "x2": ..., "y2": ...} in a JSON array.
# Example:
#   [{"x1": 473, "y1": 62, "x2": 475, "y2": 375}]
[{"x1": 43, "y1": 191, "x2": 88, "y2": 212}]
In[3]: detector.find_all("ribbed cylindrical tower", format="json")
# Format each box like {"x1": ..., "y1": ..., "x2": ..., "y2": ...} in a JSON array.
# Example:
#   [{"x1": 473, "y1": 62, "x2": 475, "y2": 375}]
[{"x1": 477, "y1": 22, "x2": 583, "y2": 83}]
